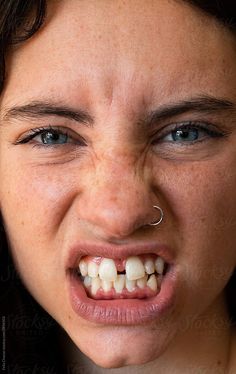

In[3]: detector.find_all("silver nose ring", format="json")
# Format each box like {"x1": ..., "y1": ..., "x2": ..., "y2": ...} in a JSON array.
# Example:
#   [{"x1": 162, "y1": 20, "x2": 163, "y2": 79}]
[{"x1": 148, "y1": 206, "x2": 164, "y2": 226}]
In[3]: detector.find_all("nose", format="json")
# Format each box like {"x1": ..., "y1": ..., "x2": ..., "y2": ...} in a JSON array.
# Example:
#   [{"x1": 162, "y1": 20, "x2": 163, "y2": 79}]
[{"x1": 77, "y1": 157, "x2": 159, "y2": 240}]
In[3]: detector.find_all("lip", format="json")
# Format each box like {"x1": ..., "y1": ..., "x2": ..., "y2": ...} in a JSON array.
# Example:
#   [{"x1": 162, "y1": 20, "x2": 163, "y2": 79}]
[
  {"x1": 66, "y1": 241, "x2": 178, "y2": 325},
  {"x1": 66, "y1": 241, "x2": 176, "y2": 269}
]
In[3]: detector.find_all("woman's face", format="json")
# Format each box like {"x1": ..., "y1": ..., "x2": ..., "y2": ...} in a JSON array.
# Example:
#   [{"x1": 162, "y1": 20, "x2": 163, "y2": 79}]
[{"x1": 0, "y1": 0, "x2": 236, "y2": 368}]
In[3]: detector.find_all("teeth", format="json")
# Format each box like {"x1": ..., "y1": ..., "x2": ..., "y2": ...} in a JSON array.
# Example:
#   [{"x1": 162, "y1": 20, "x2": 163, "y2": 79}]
[
  {"x1": 81, "y1": 255, "x2": 165, "y2": 294},
  {"x1": 79, "y1": 260, "x2": 88, "y2": 276},
  {"x1": 83, "y1": 273, "x2": 161, "y2": 294},
  {"x1": 155, "y1": 257, "x2": 165, "y2": 275},
  {"x1": 99, "y1": 258, "x2": 117, "y2": 281},
  {"x1": 125, "y1": 256, "x2": 145, "y2": 280},
  {"x1": 113, "y1": 275, "x2": 125, "y2": 293},
  {"x1": 147, "y1": 274, "x2": 158, "y2": 292},
  {"x1": 91, "y1": 277, "x2": 101, "y2": 295},
  {"x1": 101, "y1": 279, "x2": 112, "y2": 292},
  {"x1": 88, "y1": 262, "x2": 99, "y2": 278},
  {"x1": 137, "y1": 274, "x2": 148, "y2": 289},
  {"x1": 126, "y1": 278, "x2": 136, "y2": 292},
  {"x1": 144, "y1": 259, "x2": 155, "y2": 275},
  {"x1": 84, "y1": 275, "x2": 92, "y2": 288}
]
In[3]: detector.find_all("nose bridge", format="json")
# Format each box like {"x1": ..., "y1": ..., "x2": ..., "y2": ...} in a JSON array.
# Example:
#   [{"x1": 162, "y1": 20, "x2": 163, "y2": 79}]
[
  {"x1": 81, "y1": 154, "x2": 152, "y2": 238},
  {"x1": 99, "y1": 161, "x2": 141, "y2": 206},
  {"x1": 98, "y1": 153, "x2": 138, "y2": 189},
  {"x1": 96, "y1": 154, "x2": 148, "y2": 212}
]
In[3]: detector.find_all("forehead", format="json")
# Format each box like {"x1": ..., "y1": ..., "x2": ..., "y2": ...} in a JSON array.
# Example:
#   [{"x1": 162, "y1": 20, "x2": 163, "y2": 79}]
[{"x1": 1, "y1": 0, "x2": 236, "y2": 110}]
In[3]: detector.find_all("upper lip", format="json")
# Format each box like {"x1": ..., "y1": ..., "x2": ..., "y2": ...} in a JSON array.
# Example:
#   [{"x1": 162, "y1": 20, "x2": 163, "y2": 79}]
[{"x1": 66, "y1": 240, "x2": 176, "y2": 270}]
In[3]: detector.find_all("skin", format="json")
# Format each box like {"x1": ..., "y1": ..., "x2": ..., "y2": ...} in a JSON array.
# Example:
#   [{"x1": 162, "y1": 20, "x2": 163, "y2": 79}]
[{"x1": 0, "y1": 0, "x2": 236, "y2": 372}]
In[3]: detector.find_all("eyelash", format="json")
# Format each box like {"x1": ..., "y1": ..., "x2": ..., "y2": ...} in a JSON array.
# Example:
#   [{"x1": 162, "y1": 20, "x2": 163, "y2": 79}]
[
  {"x1": 14, "y1": 121, "x2": 227, "y2": 148},
  {"x1": 14, "y1": 125, "x2": 86, "y2": 147},
  {"x1": 152, "y1": 121, "x2": 226, "y2": 145}
]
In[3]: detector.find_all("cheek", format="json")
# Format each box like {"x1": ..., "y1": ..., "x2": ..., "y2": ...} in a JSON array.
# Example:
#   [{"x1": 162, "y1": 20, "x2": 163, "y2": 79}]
[
  {"x1": 1, "y1": 161, "x2": 76, "y2": 234},
  {"x1": 156, "y1": 159, "x2": 236, "y2": 309},
  {"x1": 0, "y1": 161, "x2": 76, "y2": 283},
  {"x1": 156, "y1": 155, "x2": 236, "y2": 245},
  {"x1": 0, "y1": 164, "x2": 76, "y2": 320}
]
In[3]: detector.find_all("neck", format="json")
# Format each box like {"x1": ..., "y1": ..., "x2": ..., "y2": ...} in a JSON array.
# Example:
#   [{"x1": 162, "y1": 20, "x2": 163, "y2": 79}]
[{"x1": 58, "y1": 294, "x2": 235, "y2": 373}]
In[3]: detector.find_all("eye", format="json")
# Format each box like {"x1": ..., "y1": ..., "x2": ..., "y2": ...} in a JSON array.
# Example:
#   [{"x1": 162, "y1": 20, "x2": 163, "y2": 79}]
[
  {"x1": 36, "y1": 130, "x2": 69, "y2": 145},
  {"x1": 14, "y1": 126, "x2": 86, "y2": 147},
  {"x1": 165, "y1": 127, "x2": 202, "y2": 142},
  {"x1": 156, "y1": 122, "x2": 224, "y2": 145}
]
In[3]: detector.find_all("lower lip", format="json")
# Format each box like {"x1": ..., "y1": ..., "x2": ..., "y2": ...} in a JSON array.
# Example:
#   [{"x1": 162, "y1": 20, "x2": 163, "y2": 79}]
[{"x1": 67, "y1": 267, "x2": 178, "y2": 325}]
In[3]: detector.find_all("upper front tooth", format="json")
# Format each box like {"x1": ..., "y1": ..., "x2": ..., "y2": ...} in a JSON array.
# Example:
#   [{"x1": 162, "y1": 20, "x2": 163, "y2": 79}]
[
  {"x1": 144, "y1": 258, "x2": 155, "y2": 274},
  {"x1": 79, "y1": 259, "x2": 88, "y2": 276},
  {"x1": 155, "y1": 257, "x2": 165, "y2": 275},
  {"x1": 88, "y1": 262, "x2": 99, "y2": 278},
  {"x1": 125, "y1": 256, "x2": 145, "y2": 281},
  {"x1": 99, "y1": 258, "x2": 117, "y2": 281}
]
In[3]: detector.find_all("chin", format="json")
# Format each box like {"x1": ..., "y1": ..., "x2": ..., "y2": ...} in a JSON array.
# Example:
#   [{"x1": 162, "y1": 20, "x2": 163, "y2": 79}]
[{"x1": 66, "y1": 321, "x2": 176, "y2": 369}]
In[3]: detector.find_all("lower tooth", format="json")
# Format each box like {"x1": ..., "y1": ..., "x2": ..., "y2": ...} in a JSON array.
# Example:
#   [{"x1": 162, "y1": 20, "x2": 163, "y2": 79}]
[
  {"x1": 101, "y1": 279, "x2": 112, "y2": 292},
  {"x1": 137, "y1": 275, "x2": 148, "y2": 289},
  {"x1": 126, "y1": 278, "x2": 136, "y2": 292},
  {"x1": 84, "y1": 275, "x2": 92, "y2": 288},
  {"x1": 147, "y1": 274, "x2": 158, "y2": 292},
  {"x1": 113, "y1": 274, "x2": 125, "y2": 293},
  {"x1": 91, "y1": 277, "x2": 101, "y2": 295},
  {"x1": 82, "y1": 271, "x2": 161, "y2": 295}
]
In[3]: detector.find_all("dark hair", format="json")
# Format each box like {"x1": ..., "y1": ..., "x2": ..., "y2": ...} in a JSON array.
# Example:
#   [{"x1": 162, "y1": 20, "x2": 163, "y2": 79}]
[
  {"x1": 184, "y1": 0, "x2": 236, "y2": 28},
  {"x1": 0, "y1": 0, "x2": 235, "y2": 371}
]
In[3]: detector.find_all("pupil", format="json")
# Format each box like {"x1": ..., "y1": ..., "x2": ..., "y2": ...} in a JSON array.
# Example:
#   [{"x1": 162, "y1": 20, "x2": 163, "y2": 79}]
[
  {"x1": 173, "y1": 129, "x2": 198, "y2": 141},
  {"x1": 42, "y1": 132, "x2": 67, "y2": 144}
]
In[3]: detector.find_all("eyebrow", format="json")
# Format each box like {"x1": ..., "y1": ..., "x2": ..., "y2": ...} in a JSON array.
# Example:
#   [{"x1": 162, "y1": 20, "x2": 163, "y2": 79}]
[
  {"x1": 2, "y1": 100, "x2": 94, "y2": 126},
  {"x1": 1, "y1": 95, "x2": 235, "y2": 127},
  {"x1": 142, "y1": 95, "x2": 236, "y2": 127}
]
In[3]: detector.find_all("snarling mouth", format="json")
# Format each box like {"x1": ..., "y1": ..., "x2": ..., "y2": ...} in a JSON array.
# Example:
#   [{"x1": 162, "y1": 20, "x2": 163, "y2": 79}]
[
  {"x1": 73, "y1": 254, "x2": 168, "y2": 300},
  {"x1": 67, "y1": 242, "x2": 176, "y2": 324}
]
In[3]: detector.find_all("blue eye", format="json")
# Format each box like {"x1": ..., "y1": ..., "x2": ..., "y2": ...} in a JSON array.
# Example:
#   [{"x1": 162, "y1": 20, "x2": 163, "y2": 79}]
[
  {"x1": 171, "y1": 128, "x2": 199, "y2": 142},
  {"x1": 14, "y1": 126, "x2": 87, "y2": 147},
  {"x1": 39, "y1": 131, "x2": 68, "y2": 145},
  {"x1": 159, "y1": 122, "x2": 223, "y2": 144}
]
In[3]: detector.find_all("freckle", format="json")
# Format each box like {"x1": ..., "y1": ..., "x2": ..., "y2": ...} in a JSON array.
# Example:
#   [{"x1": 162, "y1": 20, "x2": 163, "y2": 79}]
[
  {"x1": 68, "y1": 315, "x2": 71, "y2": 320},
  {"x1": 21, "y1": 221, "x2": 24, "y2": 226},
  {"x1": 217, "y1": 360, "x2": 221, "y2": 366}
]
